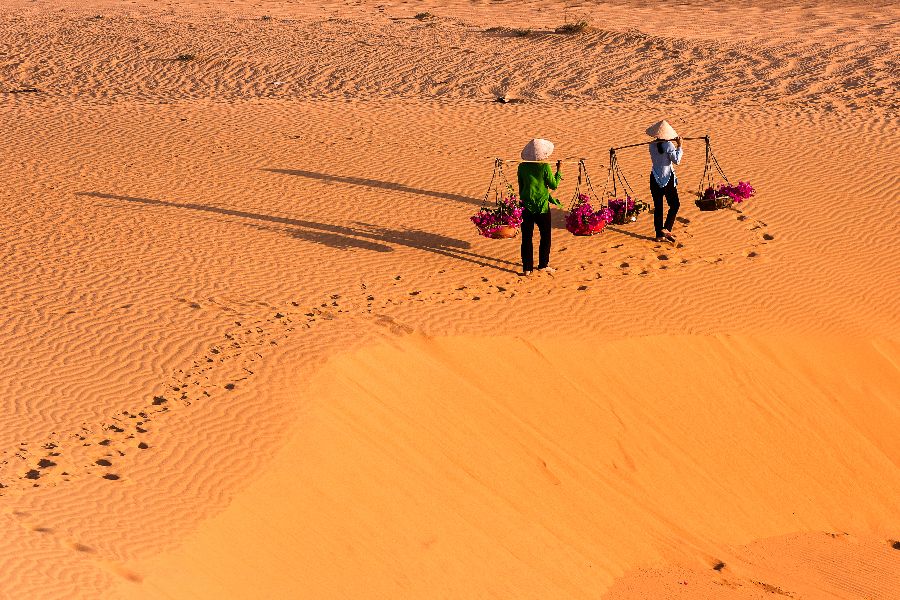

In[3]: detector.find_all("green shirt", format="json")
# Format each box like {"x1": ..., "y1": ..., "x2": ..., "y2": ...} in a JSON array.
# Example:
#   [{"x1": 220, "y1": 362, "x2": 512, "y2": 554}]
[{"x1": 517, "y1": 162, "x2": 562, "y2": 214}]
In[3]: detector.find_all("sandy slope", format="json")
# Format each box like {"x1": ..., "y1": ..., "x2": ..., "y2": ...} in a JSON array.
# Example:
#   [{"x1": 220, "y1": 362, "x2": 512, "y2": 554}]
[
  {"x1": 121, "y1": 334, "x2": 900, "y2": 600},
  {"x1": 0, "y1": 0, "x2": 898, "y2": 598}
]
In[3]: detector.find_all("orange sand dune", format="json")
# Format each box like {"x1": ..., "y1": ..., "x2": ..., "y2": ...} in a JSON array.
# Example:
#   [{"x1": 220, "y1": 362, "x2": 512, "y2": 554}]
[
  {"x1": 122, "y1": 334, "x2": 900, "y2": 600},
  {"x1": 0, "y1": 0, "x2": 898, "y2": 598}
]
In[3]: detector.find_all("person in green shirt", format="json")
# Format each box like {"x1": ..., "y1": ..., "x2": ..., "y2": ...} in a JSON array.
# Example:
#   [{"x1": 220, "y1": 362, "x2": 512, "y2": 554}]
[{"x1": 518, "y1": 138, "x2": 562, "y2": 275}]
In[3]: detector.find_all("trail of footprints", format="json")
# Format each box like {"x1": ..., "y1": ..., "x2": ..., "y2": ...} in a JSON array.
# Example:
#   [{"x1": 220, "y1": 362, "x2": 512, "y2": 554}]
[{"x1": 0, "y1": 206, "x2": 775, "y2": 494}]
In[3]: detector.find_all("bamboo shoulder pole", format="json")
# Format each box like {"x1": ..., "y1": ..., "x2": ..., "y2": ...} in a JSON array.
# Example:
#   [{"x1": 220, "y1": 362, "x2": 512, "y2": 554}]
[
  {"x1": 611, "y1": 135, "x2": 709, "y2": 152},
  {"x1": 497, "y1": 158, "x2": 590, "y2": 165}
]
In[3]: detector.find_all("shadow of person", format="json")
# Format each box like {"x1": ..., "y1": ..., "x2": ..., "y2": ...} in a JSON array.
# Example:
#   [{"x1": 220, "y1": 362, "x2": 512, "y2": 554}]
[
  {"x1": 286, "y1": 228, "x2": 394, "y2": 252},
  {"x1": 604, "y1": 225, "x2": 658, "y2": 242},
  {"x1": 262, "y1": 168, "x2": 480, "y2": 206},
  {"x1": 264, "y1": 168, "x2": 581, "y2": 243},
  {"x1": 76, "y1": 192, "x2": 518, "y2": 273},
  {"x1": 352, "y1": 221, "x2": 470, "y2": 250}
]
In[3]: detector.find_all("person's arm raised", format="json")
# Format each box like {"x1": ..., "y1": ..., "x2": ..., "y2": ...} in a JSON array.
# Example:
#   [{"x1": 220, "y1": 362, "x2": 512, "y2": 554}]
[
  {"x1": 546, "y1": 161, "x2": 562, "y2": 190},
  {"x1": 668, "y1": 139, "x2": 683, "y2": 165}
]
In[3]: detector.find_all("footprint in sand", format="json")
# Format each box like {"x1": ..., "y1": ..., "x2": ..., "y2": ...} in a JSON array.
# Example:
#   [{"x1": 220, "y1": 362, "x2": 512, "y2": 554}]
[
  {"x1": 374, "y1": 314, "x2": 414, "y2": 335},
  {"x1": 539, "y1": 459, "x2": 561, "y2": 485},
  {"x1": 752, "y1": 581, "x2": 793, "y2": 597},
  {"x1": 2, "y1": 308, "x2": 309, "y2": 496}
]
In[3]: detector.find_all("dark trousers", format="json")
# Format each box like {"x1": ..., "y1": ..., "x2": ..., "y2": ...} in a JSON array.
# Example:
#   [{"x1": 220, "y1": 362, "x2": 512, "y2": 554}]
[
  {"x1": 650, "y1": 175, "x2": 680, "y2": 238},
  {"x1": 521, "y1": 210, "x2": 551, "y2": 271}
]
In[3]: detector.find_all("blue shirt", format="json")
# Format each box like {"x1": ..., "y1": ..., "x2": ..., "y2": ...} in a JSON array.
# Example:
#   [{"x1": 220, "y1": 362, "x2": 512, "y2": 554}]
[{"x1": 649, "y1": 141, "x2": 683, "y2": 187}]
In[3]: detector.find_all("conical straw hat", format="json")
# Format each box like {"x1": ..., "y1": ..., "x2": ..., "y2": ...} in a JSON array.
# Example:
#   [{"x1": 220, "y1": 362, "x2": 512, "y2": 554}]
[
  {"x1": 521, "y1": 138, "x2": 555, "y2": 161},
  {"x1": 645, "y1": 120, "x2": 678, "y2": 140}
]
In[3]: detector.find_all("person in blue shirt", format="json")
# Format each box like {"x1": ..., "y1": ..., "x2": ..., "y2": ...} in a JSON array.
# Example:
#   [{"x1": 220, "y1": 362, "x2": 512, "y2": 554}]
[{"x1": 646, "y1": 120, "x2": 683, "y2": 242}]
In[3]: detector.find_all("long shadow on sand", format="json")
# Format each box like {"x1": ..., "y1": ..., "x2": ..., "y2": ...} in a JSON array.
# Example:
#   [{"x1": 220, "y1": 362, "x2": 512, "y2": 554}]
[
  {"x1": 263, "y1": 168, "x2": 480, "y2": 206},
  {"x1": 605, "y1": 225, "x2": 657, "y2": 242},
  {"x1": 263, "y1": 168, "x2": 661, "y2": 241},
  {"x1": 77, "y1": 192, "x2": 518, "y2": 273}
]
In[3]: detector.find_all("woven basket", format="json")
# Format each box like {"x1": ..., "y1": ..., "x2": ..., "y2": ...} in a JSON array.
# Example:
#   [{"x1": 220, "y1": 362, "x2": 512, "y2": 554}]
[
  {"x1": 570, "y1": 221, "x2": 607, "y2": 236},
  {"x1": 695, "y1": 194, "x2": 733, "y2": 211},
  {"x1": 490, "y1": 225, "x2": 519, "y2": 239},
  {"x1": 609, "y1": 210, "x2": 637, "y2": 225}
]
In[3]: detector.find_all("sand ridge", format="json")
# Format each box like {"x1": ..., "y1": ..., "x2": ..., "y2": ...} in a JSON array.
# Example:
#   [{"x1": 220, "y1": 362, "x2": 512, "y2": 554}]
[{"x1": 0, "y1": 0, "x2": 897, "y2": 113}]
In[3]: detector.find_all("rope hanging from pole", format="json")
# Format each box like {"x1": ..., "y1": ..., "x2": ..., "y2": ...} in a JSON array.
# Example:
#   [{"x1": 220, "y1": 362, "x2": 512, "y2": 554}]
[
  {"x1": 600, "y1": 148, "x2": 650, "y2": 225},
  {"x1": 581, "y1": 159, "x2": 601, "y2": 206},
  {"x1": 695, "y1": 135, "x2": 741, "y2": 211},
  {"x1": 567, "y1": 159, "x2": 604, "y2": 210},
  {"x1": 697, "y1": 135, "x2": 730, "y2": 197},
  {"x1": 481, "y1": 158, "x2": 515, "y2": 208},
  {"x1": 564, "y1": 160, "x2": 613, "y2": 236},
  {"x1": 604, "y1": 148, "x2": 638, "y2": 200},
  {"x1": 472, "y1": 158, "x2": 521, "y2": 239},
  {"x1": 567, "y1": 160, "x2": 584, "y2": 211}
]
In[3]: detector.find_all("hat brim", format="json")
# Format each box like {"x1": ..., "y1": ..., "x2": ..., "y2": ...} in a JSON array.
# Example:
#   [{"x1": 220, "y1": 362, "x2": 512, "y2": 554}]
[
  {"x1": 521, "y1": 139, "x2": 555, "y2": 161},
  {"x1": 646, "y1": 121, "x2": 678, "y2": 140}
]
